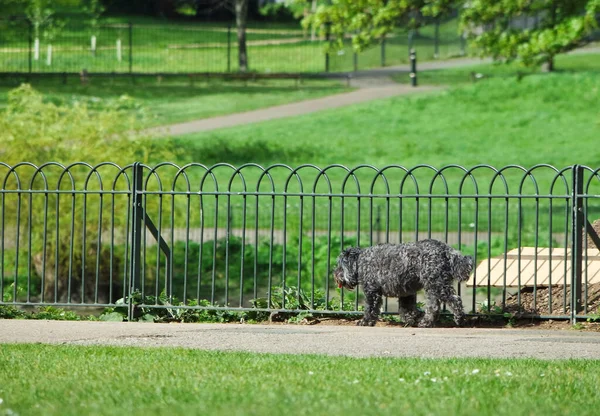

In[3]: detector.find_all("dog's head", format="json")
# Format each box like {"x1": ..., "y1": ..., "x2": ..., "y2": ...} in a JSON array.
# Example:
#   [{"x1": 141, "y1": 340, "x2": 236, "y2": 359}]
[{"x1": 333, "y1": 247, "x2": 361, "y2": 290}]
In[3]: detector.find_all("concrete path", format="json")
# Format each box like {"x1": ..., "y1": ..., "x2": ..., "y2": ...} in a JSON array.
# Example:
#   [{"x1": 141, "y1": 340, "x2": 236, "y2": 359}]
[
  {"x1": 147, "y1": 55, "x2": 492, "y2": 137},
  {"x1": 148, "y1": 84, "x2": 441, "y2": 137},
  {"x1": 2, "y1": 320, "x2": 600, "y2": 359},
  {"x1": 147, "y1": 46, "x2": 600, "y2": 137}
]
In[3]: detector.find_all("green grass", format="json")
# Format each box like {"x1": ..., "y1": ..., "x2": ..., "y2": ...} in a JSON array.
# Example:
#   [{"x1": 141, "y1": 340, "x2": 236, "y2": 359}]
[
  {"x1": 0, "y1": 76, "x2": 349, "y2": 125},
  {"x1": 147, "y1": 53, "x2": 600, "y2": 234},
  {"x1": 169, "y1": 59, "x2": 600, "y2": 176},
  {"x1": 1, "y1": 344, "x2": 600, "y2": 416},
  {"x1": 395, "y1": 50, "x2": 600, "y2": 86}
]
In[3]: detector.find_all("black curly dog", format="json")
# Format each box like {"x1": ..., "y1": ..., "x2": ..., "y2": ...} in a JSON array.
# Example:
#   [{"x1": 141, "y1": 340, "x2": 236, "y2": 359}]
[{"x1": 333, "y1": 239, "x2": 473, "y2": 327}]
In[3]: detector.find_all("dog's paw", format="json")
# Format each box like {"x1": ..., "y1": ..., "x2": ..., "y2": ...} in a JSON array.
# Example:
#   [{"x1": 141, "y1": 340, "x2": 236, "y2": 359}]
[
  {"x1": 454, "y1": 316, "x2": 466, "y2": 327},
  {"x1": 417, "y1": 319, "x2": 434, "y2": 328},
  {"x1": 356, "y1": 319, "x2": 377, "y2": 327}
]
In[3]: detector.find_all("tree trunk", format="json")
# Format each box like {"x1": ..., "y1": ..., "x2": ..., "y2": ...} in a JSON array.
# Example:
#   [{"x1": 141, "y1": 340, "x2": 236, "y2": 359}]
[
  {"x1": 155, "y1": 0, "x2": 177, "y2": 18},
  {"x1": 542, "y1": 55, "x2": 555, "y2": 72},
  {"x1": 542, "y1": 1, "x2": 557, "y2": 72},
  {"x1": 235, "y1": 0, "x2": 249, "y2": 72}
]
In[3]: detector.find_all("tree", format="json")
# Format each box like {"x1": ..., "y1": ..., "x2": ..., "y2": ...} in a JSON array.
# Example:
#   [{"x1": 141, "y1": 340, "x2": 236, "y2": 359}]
[
  {"x1": 235, "y1": 0, "x2": 249, "y2": 72},
  {"x1": 461, "y1": 0, "x2": 600, "y2": 71},
  {"x1": 201, "y1": 0, "x2": 250, "y2": 72},
  {"x1": 301, "y1": 0, "x2": 458, "y2": 52}
]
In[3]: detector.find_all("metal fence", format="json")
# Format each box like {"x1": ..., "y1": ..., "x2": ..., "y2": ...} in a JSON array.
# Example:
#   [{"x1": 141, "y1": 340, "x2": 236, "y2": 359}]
[
  {"x1": 0, "y1": 16, "x2": 466, "y2": 75},
  {"x1": 1, "y1": 162, "x2": 600, "y2": 323}
]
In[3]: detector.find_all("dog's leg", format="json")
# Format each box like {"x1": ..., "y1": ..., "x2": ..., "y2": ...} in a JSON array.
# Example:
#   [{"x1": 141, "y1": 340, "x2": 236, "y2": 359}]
[
  {"x1": 442, "y1": 293, "x2": 466, "y2": 327},
  {"x1": 358, "y1": 289, "x2": 382, "y2": 327},
  {"x1": 398, "y1": 295, "x2": 422, "y2": 326},
  {"x1": 418, "y1": 291, "x2": 441, "y2": 328}
]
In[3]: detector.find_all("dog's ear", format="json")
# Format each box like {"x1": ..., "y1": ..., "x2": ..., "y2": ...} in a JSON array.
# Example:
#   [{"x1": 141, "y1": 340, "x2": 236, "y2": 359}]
[
  {"x1": 342, "y1": 247, "x2": 361, "y2": 267},
  {"x1": 345, "y1": 247, "x2": 361, "y2": 258}
]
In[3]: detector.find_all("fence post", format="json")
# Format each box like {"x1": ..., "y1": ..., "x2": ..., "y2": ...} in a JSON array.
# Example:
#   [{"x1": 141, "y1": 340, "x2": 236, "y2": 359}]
[
  {"x1": 128, "y1": 21, "x2": 133, "y2": 75},
  {"x1": 376, "y1": 205, "x2": 382, "y2": 244},
  {"x1": 434, "y1": 19, "x2": 440, "y2": 59},
  {"x1": 353, "y1": 51, "x2": 358, "y2": 72},
  {"x1": 570, "y1": 164, "x2": 584, "y2": 324},
  {"x1": 410, "y1": 48, "x2": 417, "y2": 87},
  {"x1": 227, "y1": 23, "x2": 232, "y2": 73},
  {"x1": 380, "y1": 36, "x2": 386, "y2": 67},
  {"x1": 325, "y1": 22, "x2": 331, "y2": 73},
  {"x1": 28, "y1": 20, "x2": 33, "y2": 75},
  {"x1": 128, "y1": 162, "x2": 144, "y2": 321}
]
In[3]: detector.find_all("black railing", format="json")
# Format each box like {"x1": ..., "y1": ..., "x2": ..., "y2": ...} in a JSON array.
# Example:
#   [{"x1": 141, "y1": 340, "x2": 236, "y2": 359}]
[
  {"x1": 1, "y1": 162, "x2": 600, "y2": 322},
  {"x1": 0, "y1": 17, "x2": 466, "y2": 75}
]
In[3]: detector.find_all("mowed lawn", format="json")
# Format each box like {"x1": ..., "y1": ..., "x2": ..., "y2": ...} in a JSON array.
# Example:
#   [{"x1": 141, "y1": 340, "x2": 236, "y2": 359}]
[
  {"x1": 1, "y1": 344, "x2": 600, "y2": 416},
  {"x1": 170, "y1": 54, "x2": 600, "y2": 170},
  {"x1": 0, "y1": 77, "x2": 350, "y2": 126}
]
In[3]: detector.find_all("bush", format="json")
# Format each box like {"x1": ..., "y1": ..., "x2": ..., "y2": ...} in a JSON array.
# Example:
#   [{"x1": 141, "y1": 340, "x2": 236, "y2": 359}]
[{"x1": 0, "y1": 84, "x2": 171, "y2": 303}]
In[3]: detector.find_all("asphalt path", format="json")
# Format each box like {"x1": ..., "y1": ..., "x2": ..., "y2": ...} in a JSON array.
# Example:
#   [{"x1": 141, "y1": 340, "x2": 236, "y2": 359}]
[{"x1": 2, "y1": 320, "x2": 600, "y2": 359}]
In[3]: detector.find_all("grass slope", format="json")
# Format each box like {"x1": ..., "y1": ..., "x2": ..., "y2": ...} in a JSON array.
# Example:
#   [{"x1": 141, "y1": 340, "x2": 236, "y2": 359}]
[
  {"x1": 171, "y1": 70, "x2": 600, "y2": 170},
  {"x1": 1, "y1": 344, "x2": 599, "y2": 416},
  {"x1": 395, "y1": 51, "x2": 600, "y2": 86},
  {"x1": 0, "y1": 77, "x2": 349, "y2": 125}
]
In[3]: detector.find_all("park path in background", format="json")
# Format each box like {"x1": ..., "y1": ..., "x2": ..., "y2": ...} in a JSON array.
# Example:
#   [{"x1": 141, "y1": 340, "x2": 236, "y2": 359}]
[
  {"x1": 146, "y1": 46, "x2": 600, "y2": 138},
  {"x1": 146, "y1": 55, "x2": 495, "y2": 137},
  {"x1": 147, "y1": 84, "x2": 442, "y2": 137},
  {"x1": 2, "y1": 320, "x2": 600, "y2": 359}
]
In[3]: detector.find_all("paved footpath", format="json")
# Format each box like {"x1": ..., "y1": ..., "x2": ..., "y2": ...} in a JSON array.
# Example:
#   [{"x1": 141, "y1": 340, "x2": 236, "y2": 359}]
[
  {"x1": 148, "y1": 84, "x2": 441, "y2": 136},
  {"x1": 2, "y1": 320, "x2": 600, "y2": 359},
  {"x1": 148, "y1": 47, "x2": 600, "y2": 137},
  {"x1": 146, "y1": 56, "x2": 494, "y2": 137}
]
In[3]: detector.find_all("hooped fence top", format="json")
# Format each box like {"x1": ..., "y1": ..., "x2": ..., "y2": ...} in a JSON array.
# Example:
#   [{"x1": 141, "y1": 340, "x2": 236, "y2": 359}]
[{"x1": 1, "y1": 162, "x2": 599, "y2": 195}]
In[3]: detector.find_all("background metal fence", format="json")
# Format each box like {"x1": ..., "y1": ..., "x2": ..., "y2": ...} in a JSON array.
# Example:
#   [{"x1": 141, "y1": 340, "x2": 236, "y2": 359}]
[
  {"x1": 0, "y1": 16, "x2": 466, "y2": 75},
  {"x1": 1, "y1": 162, "x2": 600, "y2": 322}
]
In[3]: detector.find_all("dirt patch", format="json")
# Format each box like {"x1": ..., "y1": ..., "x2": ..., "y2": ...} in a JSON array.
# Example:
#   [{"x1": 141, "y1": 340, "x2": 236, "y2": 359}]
[
  {"x1": 275, "y1": 315, "x2": 600, "y2": 332},
  {"x1": 504, "y1": 283, "x2": 600, "y2": 317}
]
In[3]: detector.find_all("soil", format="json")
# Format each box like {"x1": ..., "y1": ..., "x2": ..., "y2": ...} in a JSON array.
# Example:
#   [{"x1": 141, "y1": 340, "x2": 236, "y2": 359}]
[
  {"x1": 273, "y1": 313, "x2": 600, "y2": 332},
  {"x1": 504, "y1": 283, "x2": 600, "y2": 317}
]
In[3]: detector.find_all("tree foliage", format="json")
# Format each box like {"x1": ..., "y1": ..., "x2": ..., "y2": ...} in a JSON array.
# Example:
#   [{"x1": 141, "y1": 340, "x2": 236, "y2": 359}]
[
  {"x1": 301, "y1": 0, "x2": 457, "y2": 51},
  {"x1": 461, "y1": 0, "x2": 600, "y2": 70}
]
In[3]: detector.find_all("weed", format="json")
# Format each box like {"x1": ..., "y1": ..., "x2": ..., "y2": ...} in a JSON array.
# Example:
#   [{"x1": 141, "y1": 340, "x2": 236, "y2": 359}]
[
  {"x1": 586, "y1": 310, "x2": 600, "y2": 323},
  {"x1": 35, "y1": 306, "x2": 81, "y2": 321},
  {"x1": 0, "y1": 305, "x2": 27, "y2": 319}
]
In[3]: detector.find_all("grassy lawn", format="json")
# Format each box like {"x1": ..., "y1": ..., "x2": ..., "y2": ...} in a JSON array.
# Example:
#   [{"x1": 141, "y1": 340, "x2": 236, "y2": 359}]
[
  {"x1": 0, "y1": 76, "x2": 349, "y2": 125},
  {"x1": 142, "y1": 52, "x2": 600, "y2": 235},
  {"x1": 1, "y1": 344, "x2": 599, "y2": 416},
  {"x1": 169, "y1": 54, "x2": 600, "y2": 174},
  {"x1": 395, "y1": 51, "x2": 600, "y2": 86}
]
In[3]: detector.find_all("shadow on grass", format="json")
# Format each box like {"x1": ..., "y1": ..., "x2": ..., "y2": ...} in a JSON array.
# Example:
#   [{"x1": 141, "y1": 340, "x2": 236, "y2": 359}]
[
  {"x1": 172, "y1": 137, "x2": 318, "y2": 166},
  {"x1": 0, "y1": 75, "x2": 347, "y2": 102}
]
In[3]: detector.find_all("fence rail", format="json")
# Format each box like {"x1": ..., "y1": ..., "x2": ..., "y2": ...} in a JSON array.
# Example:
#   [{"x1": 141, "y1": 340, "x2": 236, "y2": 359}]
[
  {"x1": 1, "y1": 162, "x2": 600, "y2": 323},
  {"x1": 0, "y1": 16, "x2": 466, "y2": 75}
]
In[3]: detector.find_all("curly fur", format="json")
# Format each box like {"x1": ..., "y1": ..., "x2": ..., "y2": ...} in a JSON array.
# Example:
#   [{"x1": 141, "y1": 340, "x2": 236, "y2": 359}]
[{"x1": 333, "y1": 239, "x2": 473, "y2": 327}]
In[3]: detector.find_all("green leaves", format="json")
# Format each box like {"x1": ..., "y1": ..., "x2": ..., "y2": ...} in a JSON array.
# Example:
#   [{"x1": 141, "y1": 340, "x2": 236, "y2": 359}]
[
  {"x1": 303, "y1": 0, "x2": 599, "y2": 67},
  {"x1": 303, "y1": 0, "x2": 458, "y2": 52},
  {"x1": 462, "y1": 0, "x2": 600, "y2": 69},
  {"x1": 99, "y1": 311, "x2": 124, "y2": 322}
]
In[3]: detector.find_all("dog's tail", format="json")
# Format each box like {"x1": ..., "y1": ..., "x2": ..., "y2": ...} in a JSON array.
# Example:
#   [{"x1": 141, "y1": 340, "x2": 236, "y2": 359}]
[{"x1": 449, "y1": 249, "x2": 474, "y2": 282}]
